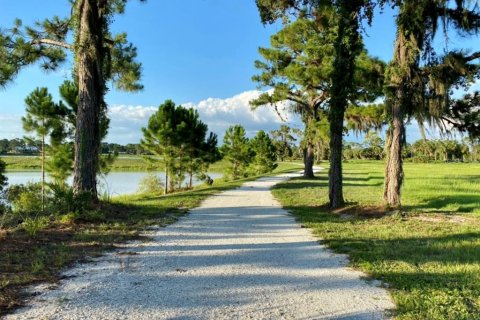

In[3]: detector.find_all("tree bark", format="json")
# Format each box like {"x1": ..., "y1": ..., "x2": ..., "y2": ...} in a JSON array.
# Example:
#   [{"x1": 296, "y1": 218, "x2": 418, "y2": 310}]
[
  {"x1": 303, "y1": 143, "x2": 315, "y2": 178},
  {"x1": 41, "y1": 134, "x2": 45, "y2": 211},
  {"x1": 328, "y1": 108, "x2": 344, "y2": 208},
  {"x1": 327, "y1": 0, "x2": 362, "y2": 208},
  {"x1": 233, "y1": 160, "x2": 238, "y2": 179},
  {"x1": 383, "y1": 11, "x2": 415, "y2": 208},
  {"x1": 72, "y1": 0, "x2": 104, "y2": 200},
  {"x1": 384, "y1": 97, "x2": 405, "y2": 207},
  {"x1": 164, "y1": 167, "x2": 168, "y2": 195}
]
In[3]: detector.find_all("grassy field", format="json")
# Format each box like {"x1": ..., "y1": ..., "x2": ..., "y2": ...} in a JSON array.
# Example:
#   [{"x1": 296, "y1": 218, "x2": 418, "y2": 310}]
[
  {"x1": 272, "y1": 160, "x2": 480, "y2": 320},
  {"x1": 0, "y1": 161, "x2": 301, "y2": 315},
  {"x1": 0, "y1": 155, "x2": 232, "y2": 172}
]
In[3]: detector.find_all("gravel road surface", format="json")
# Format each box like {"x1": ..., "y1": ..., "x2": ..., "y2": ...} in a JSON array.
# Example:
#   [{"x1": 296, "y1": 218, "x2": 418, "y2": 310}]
[{"x1": 7, "y1": 171, "x2": 394, "y2": 319}]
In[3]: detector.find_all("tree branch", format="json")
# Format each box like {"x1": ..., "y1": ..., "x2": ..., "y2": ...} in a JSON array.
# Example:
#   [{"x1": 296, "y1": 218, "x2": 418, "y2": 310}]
[
  {"x1": 32, "y1": 38, "x2": 71, "y2": 50},
  {"x1": 464, "y1": 51, "x2": 480, "y2": 61}
]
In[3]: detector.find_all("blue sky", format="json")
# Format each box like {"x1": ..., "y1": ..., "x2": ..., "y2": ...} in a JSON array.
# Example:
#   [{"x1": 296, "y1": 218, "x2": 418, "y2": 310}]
[{"x1": 0, "y1": 1, "x2": 479, "y2": 143}]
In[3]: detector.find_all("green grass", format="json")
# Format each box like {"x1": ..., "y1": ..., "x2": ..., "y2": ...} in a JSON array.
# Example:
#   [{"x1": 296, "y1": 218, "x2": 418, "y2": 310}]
[
  {"x1": 0, "y1": 156, "x2": 42, "y2": 170},
  {"x1": 272, "y1": 160, "x2": 480, "y2": 320}
]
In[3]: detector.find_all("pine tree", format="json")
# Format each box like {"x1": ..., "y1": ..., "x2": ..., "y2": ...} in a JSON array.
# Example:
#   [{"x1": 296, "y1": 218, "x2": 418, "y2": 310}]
[
  {"x1": 270, "y1": 125, "x2": 296, "y2": 162},
  {"x1": 250, "y1": 130, "x2": 278, "y2": 174},
  {"x1": 221, "y1": 125, "x2": 253, "y2": 180},
  {"x1": 253, "y1": 3, "x2": 384, "y2": 193},
  {"x1": 141, "y1": 100, "x2": 177, "y2": 194},
  {"x1": 22, "y1": 87, "x2": 60, "y2": 210},
  {"x1": 1, "y1": 1, "x2": 144, "y2": 202},
  {"x1": 141, "y1": 101, "x2": 218, "y2": 193}
]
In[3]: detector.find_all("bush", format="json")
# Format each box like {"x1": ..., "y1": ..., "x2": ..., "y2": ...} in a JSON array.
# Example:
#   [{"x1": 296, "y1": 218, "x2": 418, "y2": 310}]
[
  {"x1": 137, "y1": 173, "x2": 165, "y2": 194},
  {"x1": 412, "y1": 155, "x2": 430, "y2": 163},
  {"x1": 22, "y1": 216, "x2": 50, "y2": 236},
  {"x1": 48, "y1": 183, "x2": 75, "y2": 214},
  {"x1": 58, "y1": 212, "x2": 79, "y2": 225},
  {"x1": 6, "y1": 183, "x2": 43, "y2": 216}
]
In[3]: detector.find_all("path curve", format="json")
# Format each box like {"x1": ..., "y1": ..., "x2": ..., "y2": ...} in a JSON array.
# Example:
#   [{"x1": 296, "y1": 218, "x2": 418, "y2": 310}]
[{"x1": 7, "y1": 170, "x2": 394, "y2": 320}]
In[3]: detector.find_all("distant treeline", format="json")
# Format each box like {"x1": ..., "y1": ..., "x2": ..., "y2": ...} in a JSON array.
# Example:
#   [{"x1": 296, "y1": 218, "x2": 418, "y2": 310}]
[
  {"x1": 268, "y1": 129, "x2": 480, "y2": 163},
  {"x1": 3, "y1": 134, "x2": 479, "y2": 163},
  {"x1": 0, "y1": 138, "x2": 148, "y2": 156},
  {"x1": 342, "y1": 133, "x2": 480, "y2": 163}
]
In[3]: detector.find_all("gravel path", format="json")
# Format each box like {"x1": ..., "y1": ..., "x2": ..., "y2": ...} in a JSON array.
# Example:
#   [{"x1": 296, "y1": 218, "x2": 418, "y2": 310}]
[{"x1": 7, "y1": 171, "x2": 394, "y2": 320}]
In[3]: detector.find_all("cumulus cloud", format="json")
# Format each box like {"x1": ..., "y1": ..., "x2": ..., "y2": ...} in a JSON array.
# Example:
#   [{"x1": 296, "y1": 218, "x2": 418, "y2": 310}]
[
  {"x1": 7, "y1": 88, "x2": 471, "y2": 145},
  {"x1": 106, "y1": 90, "x2": 303, "y2": 144},
  {"x1": 0, "y1": 114, "x2": 24, "y2": 139},
  {"x1": 0, "y1": 91, "x2": 302, "y2": 145}
]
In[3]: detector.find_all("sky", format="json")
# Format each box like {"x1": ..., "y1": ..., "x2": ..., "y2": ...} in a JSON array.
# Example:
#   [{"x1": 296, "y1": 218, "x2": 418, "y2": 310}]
[{"x1": 1, "y1": 1, "x2": 479, "y2": 144}]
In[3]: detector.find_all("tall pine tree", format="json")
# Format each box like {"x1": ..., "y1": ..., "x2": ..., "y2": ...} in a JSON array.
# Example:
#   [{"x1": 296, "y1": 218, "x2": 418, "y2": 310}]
[
  {"x1": 1, "y1": 1, "x2": 144, "y2": 202},
  {"x1": 255, "y1": 0, "x2": 380, "y2": 208},
  {"x1": 221, "y1": 125, "x2": 253, "y2": 180}
]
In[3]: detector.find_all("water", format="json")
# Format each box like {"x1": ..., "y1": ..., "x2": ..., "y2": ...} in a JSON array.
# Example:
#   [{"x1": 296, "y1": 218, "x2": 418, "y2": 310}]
[{"x1": 4, "y1": 171, "x2": 223, "y2": 196}]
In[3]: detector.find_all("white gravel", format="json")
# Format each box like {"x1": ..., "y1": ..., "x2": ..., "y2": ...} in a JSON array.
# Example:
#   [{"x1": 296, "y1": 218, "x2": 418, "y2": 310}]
[{"x1": 6, "y1": 170, "x2": 395, "y2": 320}]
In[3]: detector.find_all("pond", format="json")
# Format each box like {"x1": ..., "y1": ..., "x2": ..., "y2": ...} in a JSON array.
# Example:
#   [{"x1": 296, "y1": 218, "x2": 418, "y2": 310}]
[{"x1": 4, "y1": 171, "x2": 223, "y2": 196}]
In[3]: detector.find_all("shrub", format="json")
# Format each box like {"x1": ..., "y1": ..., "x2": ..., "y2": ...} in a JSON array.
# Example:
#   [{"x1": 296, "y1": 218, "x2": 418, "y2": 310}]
[
  {"x1": 48, "y1": 183, "x2": 75, "y2": 214},
  {"x1": 6, "y1": 183, "x2": 43, "y2": 216},
  {"x1": 58, "y1": 212, "x2": 79, "y2": 225},
  {"x1": 22, "y1": 216, "x2": 50, "y2": 236},
  {"x1": 137, "y1": 173, "x2": 164, "y2": 194}
]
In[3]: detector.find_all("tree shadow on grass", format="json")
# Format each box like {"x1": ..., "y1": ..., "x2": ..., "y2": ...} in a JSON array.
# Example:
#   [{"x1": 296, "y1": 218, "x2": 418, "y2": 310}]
[
  {"x1": 280, "y1": 175, "x2": 480, "y2": 214},
  {"x1": 403, "y1": 194, "x2": 480, "y2": 213},
  {"x1": 277, "y1": 180, "x2": 480, "y2": 318}
]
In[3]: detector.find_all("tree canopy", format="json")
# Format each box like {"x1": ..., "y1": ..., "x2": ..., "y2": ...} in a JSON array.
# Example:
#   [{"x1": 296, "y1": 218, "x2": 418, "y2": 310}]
[{"x1": 141, "y1": 100, "x2": 219, "y2": 193}]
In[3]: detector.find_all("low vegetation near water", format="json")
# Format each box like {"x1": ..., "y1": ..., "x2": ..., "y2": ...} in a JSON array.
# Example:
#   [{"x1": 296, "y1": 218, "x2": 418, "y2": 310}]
[
  {"x1": 0, "y1": 162, "x2": 301, "y2": 315},
  {"x1": 273, "y1": 160, "x2": 480, "y2": 320}
]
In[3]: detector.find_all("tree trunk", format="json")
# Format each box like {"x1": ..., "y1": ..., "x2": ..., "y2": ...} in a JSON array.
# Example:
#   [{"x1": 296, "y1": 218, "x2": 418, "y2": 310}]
[
  {"x1": 328, "y1": 108, "x2": 344, "y2": 208},
  {"x1": 72, "y1": 0, "x2": 104, "y2": 201},
  {"x1": 383, "y1": 7, "x2": 417, "y2": 208},
  {"x1": 233, "y1": 160, "x2": 238, "y2": 179},
  {"x1": 164, "y1": 167, "x2": 168, "y2": 195},
  {"x1": 316, "y1": 142, "x2": 322, "y2": 163},
  {"x1": 304, "y1": 143, "x2": 315, "y2": 178},
  {"x1": 41, "y1": 134, "x2": 45, "y2": 211},
  {"x1": 384, "y1": 98, "x2": 404, "y2": 207},
  {"x1": 327, "y1": 0, "x2": 362, "y2": 208}
]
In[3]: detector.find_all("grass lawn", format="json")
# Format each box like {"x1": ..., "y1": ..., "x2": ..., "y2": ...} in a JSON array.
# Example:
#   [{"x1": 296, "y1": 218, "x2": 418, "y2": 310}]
[
  {"x1": 272, "y1": 160, "x2": 480, "y2": 320},
  {"x1": 0, "y1": 161, "x2": 301, "y2": 315}
]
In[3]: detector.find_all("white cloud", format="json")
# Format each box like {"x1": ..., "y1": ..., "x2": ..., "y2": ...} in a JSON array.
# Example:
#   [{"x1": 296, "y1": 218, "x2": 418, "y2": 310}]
[
  {"x1": 108, "y1": 105, "x2": 158, "y2": 124},
  {"x1": 0, "y1": 114, "x2": 24, "y2": 139},
  {"x1": 7, "y1": 88, "x2": 473, "y2": 145},
  {"x1": 106, "y1": 90, "x2": 303, "y2": 144},
  {"x1": 0, "y1": 91, "x2": 303, "y2": 145}
]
